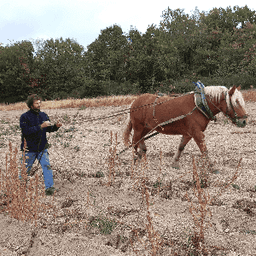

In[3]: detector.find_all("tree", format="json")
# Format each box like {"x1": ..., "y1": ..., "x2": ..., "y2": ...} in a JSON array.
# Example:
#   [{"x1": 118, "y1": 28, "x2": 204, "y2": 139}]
[
  {"x1": 34, "y1": 37, "x2": 85, "y2": 99},
  {"x1": 160, "y1": 8, "x2": 206, "y2": 76},
  {"x1": 124, "y1": 25, "x2": 179, "y2": 92},
  {"x1": 85, "y1": 25, "x2": 128, "y2": 82},
  {"x1": 0, "y1": 41, "x2": 34, "y2": 103}
]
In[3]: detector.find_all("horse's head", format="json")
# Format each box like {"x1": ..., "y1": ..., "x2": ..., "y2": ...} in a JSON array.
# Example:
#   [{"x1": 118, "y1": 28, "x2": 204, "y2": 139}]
[{"x1": 221, "y1": 85, "x2": 248, "y2": 127}]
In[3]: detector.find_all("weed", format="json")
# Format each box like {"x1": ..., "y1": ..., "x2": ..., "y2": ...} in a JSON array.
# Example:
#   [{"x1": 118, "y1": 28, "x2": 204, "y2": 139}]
[
  {"x1": 95, "y1": 171, "x2": 104, "y2": 178},
  {"x1": 63, "y1": 114, "x2": 71, "y2": 122},
  {"x1": 74, "y1": 145, "x2": 80, "y2": 152},
  {"x1": 79, "y1": 105, "x2": 87, "y2": 110},
  {"x1": 231, "y1": 184, "x2": 240, "y2": 190},
  {"x1": 63, "y1": 142, "x2": 70, "y2": 148},
  {"x1": 89, "y1": 215, "x2": 117, "y2": 235},
  {"x1": 0, "y1": 119, "x2": 9, "y2": 124},
  {"x1": 0, "y1": 140, "x2": 54, "y2": 227},
  {"x1": 241, "y1": 229, "x2": 256, "y2": 235}
]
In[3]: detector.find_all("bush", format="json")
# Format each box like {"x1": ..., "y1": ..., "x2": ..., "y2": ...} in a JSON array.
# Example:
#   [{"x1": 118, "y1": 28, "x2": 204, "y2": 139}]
[
  {"x1": 200, "y1": 73, "x2": 256, "y2": 89},
  {"x1": 152, "y1": 79, "x2": 195, "y2": 95},
  {"x1": 52, "y1": 91, "x2": 70, "y2": 100},
  {"x1": 80, "y1": 79, "x2": 106, "y2": 98}
]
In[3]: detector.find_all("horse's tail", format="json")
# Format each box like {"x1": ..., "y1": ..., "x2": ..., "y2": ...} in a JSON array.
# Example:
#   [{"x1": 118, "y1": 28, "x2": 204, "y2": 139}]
[{"x1": 123, "y1": 100, "x2": 135, "y2": 147}]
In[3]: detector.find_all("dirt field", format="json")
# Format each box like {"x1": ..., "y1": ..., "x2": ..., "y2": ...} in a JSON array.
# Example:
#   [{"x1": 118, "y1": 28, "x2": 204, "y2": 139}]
[{"x1": 0, "y1": 98, "x2": 255, "y2": 255}]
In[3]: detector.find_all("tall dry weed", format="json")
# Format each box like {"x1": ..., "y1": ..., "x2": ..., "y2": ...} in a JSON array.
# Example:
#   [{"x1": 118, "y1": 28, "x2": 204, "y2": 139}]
[{"x1": 0, "y1": 140, "x2": 52, "y2": 227}]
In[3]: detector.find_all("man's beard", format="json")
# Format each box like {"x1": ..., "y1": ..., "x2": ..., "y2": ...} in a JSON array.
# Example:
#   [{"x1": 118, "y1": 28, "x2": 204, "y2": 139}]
[{"x1": 31, "y1": 108, "x2": 40, "y2": 113}]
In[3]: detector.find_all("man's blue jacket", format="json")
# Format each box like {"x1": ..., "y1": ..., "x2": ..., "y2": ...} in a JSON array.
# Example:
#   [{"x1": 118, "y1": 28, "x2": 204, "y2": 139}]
[{"x1": 20, "y1": 109, "x2": 59, "y2": 152}]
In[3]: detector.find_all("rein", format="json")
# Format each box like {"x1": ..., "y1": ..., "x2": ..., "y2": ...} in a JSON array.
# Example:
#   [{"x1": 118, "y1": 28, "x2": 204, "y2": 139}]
[
  {"x1": 117, "y1": 83, "x2": 248, "y2": 157},
  {"x1": 116, "y1": 106, "x2": 197, "y2": 156},
  {"x1": 207, "y1": 91, "x2": 248, "y2": 125},
  {"x1": 76, "y1": 93, "x2": 190, "y2": 124}
]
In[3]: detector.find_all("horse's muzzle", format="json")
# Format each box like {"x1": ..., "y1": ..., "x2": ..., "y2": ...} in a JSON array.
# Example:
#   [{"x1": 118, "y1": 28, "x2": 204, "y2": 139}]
[{"x1": 236, "y1": 118, "x2": 247, "y2": 128}]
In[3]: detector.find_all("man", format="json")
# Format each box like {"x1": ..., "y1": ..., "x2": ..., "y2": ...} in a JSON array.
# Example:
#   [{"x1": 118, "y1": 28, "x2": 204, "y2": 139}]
[{"x1": 20, "y1": 94, "x2": 62, "y2": 195}]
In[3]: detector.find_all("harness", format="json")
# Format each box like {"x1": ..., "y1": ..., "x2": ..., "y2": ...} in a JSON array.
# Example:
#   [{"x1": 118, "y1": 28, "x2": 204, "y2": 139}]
[
  {"x1": 118, "y1": 81, "x2": 246, "y2": 156},
  {"x1": 194, "y1": 82, "x2": 247, "y2": 125},
  {"x1": 152, "y1": 92, "x2": 196, "y2": 131},
  {"x1": 117, "y1": 91, "x2": 197, "y2": 156},
  {"x1": 152, "y1": 81, "x2": 217, "y2": 130},
  {"x1": 193, "y1": 81, "x2": 216, "y2": 122}
]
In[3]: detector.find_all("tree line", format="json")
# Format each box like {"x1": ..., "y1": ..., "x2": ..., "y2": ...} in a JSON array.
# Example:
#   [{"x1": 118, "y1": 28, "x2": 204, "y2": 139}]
[{"x1": 1, "y1": 5, "x2": 256, "y2": 103}]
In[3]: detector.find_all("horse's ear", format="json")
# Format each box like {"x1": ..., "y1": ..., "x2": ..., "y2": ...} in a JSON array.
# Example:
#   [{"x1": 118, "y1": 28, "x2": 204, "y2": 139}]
[
  {"x1": 229, "y1": 85, "x2": 236, "y2": 97},
  {"x1": 237, "y1": 85, "x2": 241, "y2": 91}
]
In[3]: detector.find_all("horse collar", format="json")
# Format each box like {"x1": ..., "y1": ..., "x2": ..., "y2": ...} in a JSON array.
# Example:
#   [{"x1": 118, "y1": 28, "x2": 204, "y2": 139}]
[{"x1": 194, "y1": 84, "x2": 216, "y2": 121}]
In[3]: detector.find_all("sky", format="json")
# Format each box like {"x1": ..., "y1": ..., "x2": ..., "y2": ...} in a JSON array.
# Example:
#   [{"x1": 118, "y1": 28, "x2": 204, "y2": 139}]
[{"x1": 1, "y1": 0, "x2": 256, "y2": 51}]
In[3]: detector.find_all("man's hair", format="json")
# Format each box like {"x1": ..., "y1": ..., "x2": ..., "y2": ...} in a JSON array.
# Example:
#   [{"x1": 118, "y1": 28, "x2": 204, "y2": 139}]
[{"x1": 26, "y1": 94, "x2": 42, "y2": 109}]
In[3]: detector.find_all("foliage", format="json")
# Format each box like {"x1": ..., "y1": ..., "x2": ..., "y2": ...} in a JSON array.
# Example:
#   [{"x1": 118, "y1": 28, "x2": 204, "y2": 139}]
[
  {"x1": 33, "y1": 37, "x2": 86, "y2": 100},
  {"x1": 0, "y1": 41, "x2": 33, "y2": 103},
  {"x1": 1, "y1": 5, "x2": 256, "y2": 103},
  {"x1": 85, "y1": 25, "x2": 128, "y2": 82}
]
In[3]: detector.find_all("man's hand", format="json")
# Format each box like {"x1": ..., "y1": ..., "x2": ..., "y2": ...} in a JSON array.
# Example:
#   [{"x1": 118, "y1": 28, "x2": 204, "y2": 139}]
[
  {"x1": 56, "y1": 120, "x2": 62, "y2": 128},
  {"x1": 41, "y1": 121, "x2": 51, "y2": 128}
]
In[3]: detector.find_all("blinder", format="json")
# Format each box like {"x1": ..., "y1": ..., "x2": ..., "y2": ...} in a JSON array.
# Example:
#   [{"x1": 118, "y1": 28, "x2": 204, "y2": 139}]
[{"x1": 225, "y1": 91, "x2": 248, "y2": 126}]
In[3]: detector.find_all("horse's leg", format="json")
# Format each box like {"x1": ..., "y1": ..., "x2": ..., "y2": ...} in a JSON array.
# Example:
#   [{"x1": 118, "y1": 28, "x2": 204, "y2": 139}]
[
  {"x1": 132, "y1": 124, "x2": 145, "y2": 162},
  {"x1": 137, "y1": 140, "x2": 147, "y2": 159},
  {"x1": 172, "y1": 134, "x2": 192, "y2": 169},
  {"x1": 192, "y1": 131, "x2": 214, "y2": 168},
  {"x1": 132, "y1": 126, "x2": 148, "y2": 163}
]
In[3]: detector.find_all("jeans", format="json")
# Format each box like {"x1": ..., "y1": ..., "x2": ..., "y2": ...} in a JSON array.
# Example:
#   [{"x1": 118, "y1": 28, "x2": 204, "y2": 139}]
[{"x1": 19, "y1": 149, "x2": 54, "y2": 189}]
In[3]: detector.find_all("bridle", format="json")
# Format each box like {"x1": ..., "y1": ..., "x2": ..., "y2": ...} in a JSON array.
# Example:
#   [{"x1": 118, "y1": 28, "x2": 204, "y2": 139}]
[
  {"x1": 117, "y1": 87, "x2": 248, "y2": 156},
  {"x1": 208, "y1": 91, "x2": 248, "y2": 126}
]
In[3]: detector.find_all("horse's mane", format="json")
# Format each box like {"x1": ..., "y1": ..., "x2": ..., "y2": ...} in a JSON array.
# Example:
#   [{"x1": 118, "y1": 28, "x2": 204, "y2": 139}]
[{"x1": 204, "y1": 86, "x2": 245, "y2": 110}]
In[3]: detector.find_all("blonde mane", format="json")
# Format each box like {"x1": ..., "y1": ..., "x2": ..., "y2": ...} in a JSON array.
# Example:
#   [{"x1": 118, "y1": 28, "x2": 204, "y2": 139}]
[{"x1": 204, "y1": 86, "x2": 245, "y2": 110}]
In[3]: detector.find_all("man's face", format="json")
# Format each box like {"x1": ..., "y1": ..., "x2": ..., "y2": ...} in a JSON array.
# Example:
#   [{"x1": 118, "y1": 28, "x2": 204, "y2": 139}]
[{"x1": 31, "y1": 100, "x2": 41, "y2": 111}]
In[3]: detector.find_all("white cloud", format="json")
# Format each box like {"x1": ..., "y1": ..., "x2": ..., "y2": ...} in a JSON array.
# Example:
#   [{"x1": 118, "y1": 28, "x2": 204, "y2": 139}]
[{"x1": 0, "y1": 0, "x2": 256, "y2": 49}]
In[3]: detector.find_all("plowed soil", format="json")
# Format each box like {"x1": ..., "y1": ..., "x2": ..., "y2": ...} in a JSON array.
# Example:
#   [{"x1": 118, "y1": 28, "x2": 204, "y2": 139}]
[{"x1": 0, "y1": 98, "x2": 255, "y2": 255}]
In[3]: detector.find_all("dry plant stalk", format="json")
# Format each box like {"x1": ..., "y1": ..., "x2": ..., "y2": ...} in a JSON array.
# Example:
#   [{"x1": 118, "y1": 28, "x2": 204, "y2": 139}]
[
  {"x1": 107, "y1": 131, "x2": 119, "y2": 186},
  {"x1": 0, "y1": 140, "x2": 52, "y2": 227},
  {"x1": 144, "y1": 185, "x2": 163, "y2": 255},
  {"x1": 185, "y1": 156, "x2": 213, "y2": 255},
  {"x1": 130, "y1": 155, "x2": 164, "y2": 256},
  {"x1": 156, "y1": 150, "x2": 162, "y2": 196},
  {"x1": 195, "y1": 155, "x2": 211, "y2": 188},
  {"x1": 130, "y1": 147, "x2": 136, "y2": 179},
  {"x1": 131, "y1": 153, "x2": 148, "y2": 193},
  {"x1": 185, "y1": 156, "x2": 243, "y2": 255}
]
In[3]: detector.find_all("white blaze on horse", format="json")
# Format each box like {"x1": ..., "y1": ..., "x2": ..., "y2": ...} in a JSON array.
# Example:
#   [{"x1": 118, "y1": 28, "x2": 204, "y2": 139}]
[{"x1": 123, "y1": 84, "x2": 247, "y2": 168}]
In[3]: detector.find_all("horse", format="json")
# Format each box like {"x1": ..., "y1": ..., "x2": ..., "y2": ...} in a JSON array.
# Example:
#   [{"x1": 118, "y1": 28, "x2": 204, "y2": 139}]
[{"x1": 122, "y1": 85, "x2": 247, "y2": 168}]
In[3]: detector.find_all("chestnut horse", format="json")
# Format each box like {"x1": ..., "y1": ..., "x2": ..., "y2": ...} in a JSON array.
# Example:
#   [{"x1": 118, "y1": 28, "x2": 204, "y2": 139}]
[{"x1": 123, "y1": 85, "x2": 247, "y2": 168}]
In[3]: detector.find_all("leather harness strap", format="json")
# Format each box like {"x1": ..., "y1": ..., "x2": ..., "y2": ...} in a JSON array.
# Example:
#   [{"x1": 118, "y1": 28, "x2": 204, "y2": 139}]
[
  {"x1": 153, "y1": 95, "x2": 165, "y2": 131},
  {"x1": 194, "y1": 81, "x2": 217, "y2": 121}
]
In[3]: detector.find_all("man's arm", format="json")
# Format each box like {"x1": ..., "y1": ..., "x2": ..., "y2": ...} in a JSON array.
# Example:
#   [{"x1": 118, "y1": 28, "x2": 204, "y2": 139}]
[
  {"x1": 20, "y1": 115, "x2": 42, "y2": 136},
  {"x1": 45, "y1": 118, "x2": 62, "y2": 133}
]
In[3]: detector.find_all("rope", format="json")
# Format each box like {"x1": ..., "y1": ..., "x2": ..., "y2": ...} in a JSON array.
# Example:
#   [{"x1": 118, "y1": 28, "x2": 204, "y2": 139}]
[
  {"x1": 116, "y1": 106, "x2": 197, "y2": 156},
  {"x1": 30, "y1": 92, "x2": 192, "y2": 166},
  {"x1": 77, "y1": 93, "x2": 191, "y2": 123}
]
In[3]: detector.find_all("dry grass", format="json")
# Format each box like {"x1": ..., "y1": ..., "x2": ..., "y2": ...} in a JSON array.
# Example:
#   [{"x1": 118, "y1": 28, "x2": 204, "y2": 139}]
[
  {"x1": 0, "y1": 90, "x2": 255, "y2": 255},
  {"x1": 0, "y1": 126, "x2": 251, "y2": 255},
  {"x1": 0, "y1": 140, "x2": 54, "y2": 227},
  {"x1": 242, "y1": 89, "x2": 256, "y2": 102},
  {"x1": 0, "y1": 89, "x2": 255, "y2": 112},
  {"x1": 0, "y1": 94, "x2": 138, "y2": 111},
  {"x1": 105, "y1": 131, "x2": 246, "y2": 255}
]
